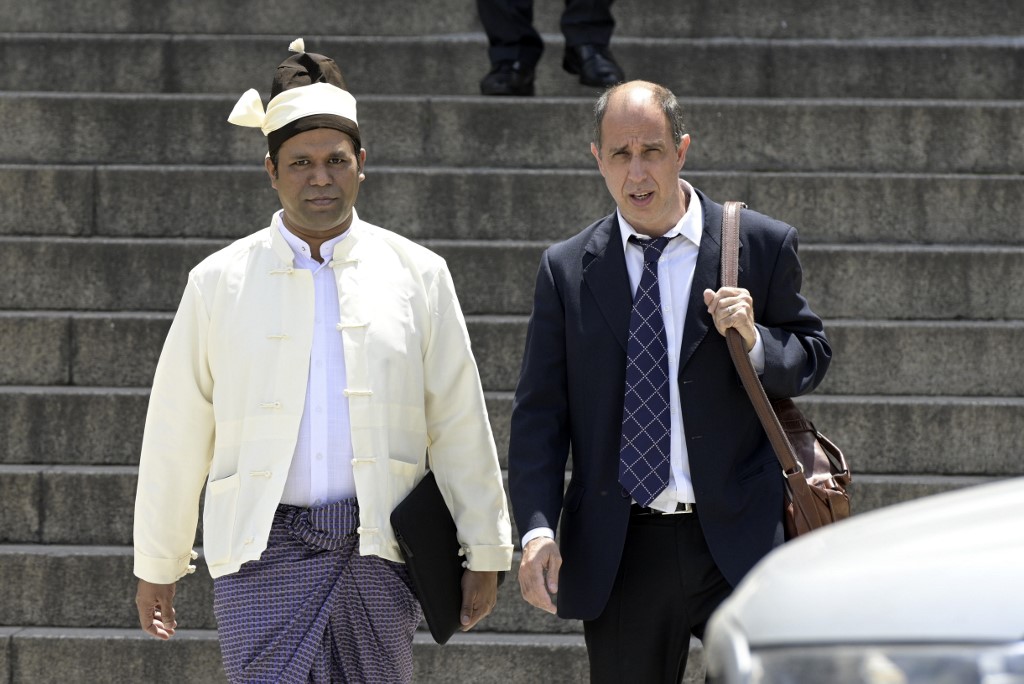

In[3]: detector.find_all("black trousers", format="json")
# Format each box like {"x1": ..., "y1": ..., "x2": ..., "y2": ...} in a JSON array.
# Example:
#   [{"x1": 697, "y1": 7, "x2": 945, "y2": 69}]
[
  {"x1": 476, "y1": 0, "x2": 615, "y2": 67},
  {"x1": 582, "y1": 509, "x2": 733, "y2": 684}
]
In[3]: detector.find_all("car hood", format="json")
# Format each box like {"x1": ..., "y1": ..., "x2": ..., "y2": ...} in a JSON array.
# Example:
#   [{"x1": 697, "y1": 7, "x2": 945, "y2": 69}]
[{"x1": 714, "y1": 477, "x2": 1024, "y2": 645}]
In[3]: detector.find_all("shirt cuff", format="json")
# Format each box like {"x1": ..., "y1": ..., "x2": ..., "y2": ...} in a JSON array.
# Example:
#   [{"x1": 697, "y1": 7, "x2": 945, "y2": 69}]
[
  {"x1": 521, "y1": 527, "x2": 555, "y2": 548},
  {"x1": 462, "y1": 543, "x2": 515, "y2": 572},
  {"x1": 134, "y1": 549, "x2": 198, "y2": 585},
  {"x1": 749, "y1": 327, "x2": 765, "y2": 374}
]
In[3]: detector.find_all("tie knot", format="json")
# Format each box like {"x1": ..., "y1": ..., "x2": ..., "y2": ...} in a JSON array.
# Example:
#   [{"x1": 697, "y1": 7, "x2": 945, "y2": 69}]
[{"x1": 630, "y1": 235, "x2": 673, "y2": 264}]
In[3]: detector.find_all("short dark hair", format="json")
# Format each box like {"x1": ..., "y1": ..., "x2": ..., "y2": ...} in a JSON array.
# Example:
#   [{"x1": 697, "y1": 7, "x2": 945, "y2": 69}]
[{"x1": 592, "y1": 82, "x2": 687, "y2": 152}]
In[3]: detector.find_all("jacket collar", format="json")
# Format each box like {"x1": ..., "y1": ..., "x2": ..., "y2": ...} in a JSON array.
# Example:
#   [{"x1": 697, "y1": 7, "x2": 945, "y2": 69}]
[{"x1": 268, "y1": 207, "x2": 366, "y2": 266}]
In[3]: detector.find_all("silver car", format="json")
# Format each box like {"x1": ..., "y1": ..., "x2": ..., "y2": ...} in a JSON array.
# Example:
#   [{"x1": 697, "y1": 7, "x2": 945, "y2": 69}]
[{"x1": 704, "y1": 477, "x2": 1024, "y2": 683}]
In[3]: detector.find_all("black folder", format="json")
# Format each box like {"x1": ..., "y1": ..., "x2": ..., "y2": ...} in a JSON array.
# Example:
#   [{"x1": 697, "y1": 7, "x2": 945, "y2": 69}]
[{"x1": 390, "y1": 470, "x2": 464, "y2": 645}]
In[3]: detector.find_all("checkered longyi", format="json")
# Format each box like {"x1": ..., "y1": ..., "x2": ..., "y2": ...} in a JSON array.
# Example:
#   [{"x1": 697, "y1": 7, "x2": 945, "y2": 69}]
[{"x1": 213, "y1": 497, "x2": 423, "y2": 683}]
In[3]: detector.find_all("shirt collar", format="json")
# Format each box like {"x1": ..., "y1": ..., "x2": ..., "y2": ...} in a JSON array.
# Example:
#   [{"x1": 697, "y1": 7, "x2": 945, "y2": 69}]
[
  {"x1": 617, "y1": 178, "x2": 703, "y2": 254},
  {"x1": 273, "y1": 209, "x2": 354, "y2": 264}
]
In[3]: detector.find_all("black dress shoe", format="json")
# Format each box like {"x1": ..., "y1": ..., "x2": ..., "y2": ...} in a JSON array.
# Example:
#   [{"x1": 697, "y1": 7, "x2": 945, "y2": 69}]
[
  {"x1": 479, "y1": 60, "x2": 536, "y2": 96},
  {"x1": 563, "y1": 44, "x2": 625, "y2": 88}
]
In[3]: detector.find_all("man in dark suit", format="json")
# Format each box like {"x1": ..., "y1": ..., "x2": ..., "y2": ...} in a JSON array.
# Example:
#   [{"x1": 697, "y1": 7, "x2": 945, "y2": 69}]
[{"x1": 508, "y1": 81, "x2": 831, "y2": 682}]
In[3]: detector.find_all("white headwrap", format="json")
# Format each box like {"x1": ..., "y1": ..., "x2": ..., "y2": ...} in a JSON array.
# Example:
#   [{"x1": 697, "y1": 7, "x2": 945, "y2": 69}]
[
  {"x1": 226, "y1": 38, "x2": 358, "y2": 137},
  {"x1": 227, "y1": 82, "x2": 358, "y2": 136}
]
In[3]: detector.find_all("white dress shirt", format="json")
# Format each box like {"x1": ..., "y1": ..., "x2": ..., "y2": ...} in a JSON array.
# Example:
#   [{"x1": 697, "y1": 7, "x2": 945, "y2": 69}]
[{"x1": 276, "y1": 212, "x2": 357, "y2": 507}]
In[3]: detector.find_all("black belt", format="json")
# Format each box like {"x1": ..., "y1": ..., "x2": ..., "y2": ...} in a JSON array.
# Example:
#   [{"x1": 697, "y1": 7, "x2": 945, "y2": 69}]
[{"x1": 631, "y1": 502, "x2": 696, "y2": 516}]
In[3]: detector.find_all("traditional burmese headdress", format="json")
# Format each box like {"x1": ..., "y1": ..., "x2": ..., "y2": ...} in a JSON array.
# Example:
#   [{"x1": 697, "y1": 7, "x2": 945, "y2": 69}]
[{"x1": 228, "y1": 38, "x2": 360, "y2": 158}]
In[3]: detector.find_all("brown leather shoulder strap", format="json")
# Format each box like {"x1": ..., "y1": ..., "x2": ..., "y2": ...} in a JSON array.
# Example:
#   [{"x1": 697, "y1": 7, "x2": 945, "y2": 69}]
[
  {"x1": 719, "y1": 201, "x2": 824, "y2": 530},
  {"x1": 721, "y1": 201, "x2": 743, "y2": 289}
]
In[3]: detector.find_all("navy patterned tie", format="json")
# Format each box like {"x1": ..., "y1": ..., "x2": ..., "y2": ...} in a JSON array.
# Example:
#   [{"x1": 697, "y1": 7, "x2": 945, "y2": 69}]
[{"x1": 619, "y1": 235, "x2": 673, "y2": 507}]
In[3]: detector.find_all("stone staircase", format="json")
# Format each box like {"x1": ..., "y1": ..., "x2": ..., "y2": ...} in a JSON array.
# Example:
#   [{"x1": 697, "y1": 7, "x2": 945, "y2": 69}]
[{"x1": 2, "y1": 1, "x2": 1023, "y2": 681}]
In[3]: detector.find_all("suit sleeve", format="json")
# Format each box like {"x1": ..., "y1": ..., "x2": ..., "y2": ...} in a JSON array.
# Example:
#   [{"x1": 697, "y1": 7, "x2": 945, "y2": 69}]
[
  {"x1": 755, "y1": 225, "x2": 832, "y2": 399},
  {"x1": 508, "y1": 249, "x2": 572, "y2": 539}
]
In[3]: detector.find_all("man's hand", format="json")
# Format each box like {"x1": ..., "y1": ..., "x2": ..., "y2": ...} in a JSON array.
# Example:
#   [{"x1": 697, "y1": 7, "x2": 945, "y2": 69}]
[
  {"x1": 518, "y1": 537, "x2": 561, "y2": 614},
  {"x1": 136, "y1": 579, "x2": 178, "y2": 640},
  {"x1": 460, "y1": 570, "x2": 499, "y2": 631},
  {"x1": 704, "y1": 287, "x2": 757, "y2": 351}
]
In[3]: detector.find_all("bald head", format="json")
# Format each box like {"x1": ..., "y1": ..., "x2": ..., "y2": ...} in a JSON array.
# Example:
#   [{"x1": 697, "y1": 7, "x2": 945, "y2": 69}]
[{"x1": 592, "y1": 81, "x2": 686, "y2": 153}]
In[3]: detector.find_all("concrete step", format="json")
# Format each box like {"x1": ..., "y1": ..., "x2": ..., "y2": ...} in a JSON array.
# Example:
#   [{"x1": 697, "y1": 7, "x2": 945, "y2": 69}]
[
  {"x1": 2, "y1": 459, "x2": 1010, "y2": 548},
  {"x1": 5, "y1": 34, "x2": 1023, "y2": 100},
  {"x1": 3, "y1": 312, "x2": 1023, "y2": 396},
  {"x1": 847, "y1": 474, "x2": 1010, "y2": 514},
  {"x1": 0, "y1": 311, "x2": 168, "y2": 387},
  {"x1": 0, "y1": 238, "x2": 224, "y2": 313},
  {"x1": 3, "y1": 0, "x2": 1021, "y2": 38},
  {"x1": 1, "y1": 466, "x2": 140, "y2": 545},
  {"x1": 798, "y1": 396, "x2": 1024, "y2": 480},
  {"x1": 800, "y1": 244, "x2": 1024, "y2": 320},
  {"x1": 6, "y1": 165, "x2": 1024, "y2": 246},
  {"x1": 3, "y1": 94, "x2": 1024, "y2": 174},
  {"x1": 0, "y1": 387, "x2": 148, "y2": 466},
  {"x1": 0, "y1": 627, "x2": 227, "y2": 684},
  {"x1": 3, "y1": 237, "x2": 1023, "y2": 321},
  {"x1": 818, "y1": 320, "x2": 1024, "y2": 397},
  {"x1": 0, "y1": 627, "x2": 607, "y2": 684}
]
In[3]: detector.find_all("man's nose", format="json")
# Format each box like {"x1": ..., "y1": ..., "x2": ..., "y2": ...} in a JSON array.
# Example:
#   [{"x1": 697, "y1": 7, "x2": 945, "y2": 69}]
[
  {"x1": 627, "y1": 156, "x2": 647, "y2": 183},
  {"x1": 309, "y1": 165, "x2": 332, "y2": 185}
]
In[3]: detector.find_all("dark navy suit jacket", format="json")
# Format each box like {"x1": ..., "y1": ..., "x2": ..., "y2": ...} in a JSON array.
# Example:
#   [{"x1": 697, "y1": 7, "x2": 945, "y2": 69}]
[{"x1": 508, "y1": 189, "x2": 831, "y2": 621}]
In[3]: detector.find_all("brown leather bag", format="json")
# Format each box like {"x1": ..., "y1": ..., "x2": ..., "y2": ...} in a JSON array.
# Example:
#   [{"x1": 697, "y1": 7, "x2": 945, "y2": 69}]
[{"x1": 720, "y1": 201, "x2": 852, "y2": 539}]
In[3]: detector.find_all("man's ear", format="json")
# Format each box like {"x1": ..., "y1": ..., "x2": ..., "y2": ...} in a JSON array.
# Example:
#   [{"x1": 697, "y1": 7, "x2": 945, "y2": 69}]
[
  {"x1": 676, "y1": 134, "x2": 691, "y2": 170},
  {"x1": 264, "y1": 154, "x2": 278, "y2": 187},
  {"x1": 591, "y1": 142, "x2": 606, "y2": 177}
]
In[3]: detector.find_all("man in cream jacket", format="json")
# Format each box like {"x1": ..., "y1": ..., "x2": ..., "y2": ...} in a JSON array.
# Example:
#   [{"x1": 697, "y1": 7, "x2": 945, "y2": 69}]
[{"x1": 133, "y1": 41, "x2": 512, "y2": 683}]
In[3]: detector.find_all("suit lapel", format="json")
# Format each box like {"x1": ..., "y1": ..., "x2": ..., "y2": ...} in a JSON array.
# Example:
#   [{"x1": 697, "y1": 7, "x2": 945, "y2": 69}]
[{"x1": 582, "y1": 215, "x2": 632, "y2": 352}]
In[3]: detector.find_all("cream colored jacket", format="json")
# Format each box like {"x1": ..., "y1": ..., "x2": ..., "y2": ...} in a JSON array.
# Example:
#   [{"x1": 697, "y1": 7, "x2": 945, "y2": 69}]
[{"x1": 134, "y1": 212, "x2": 513, "y2": 583}]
